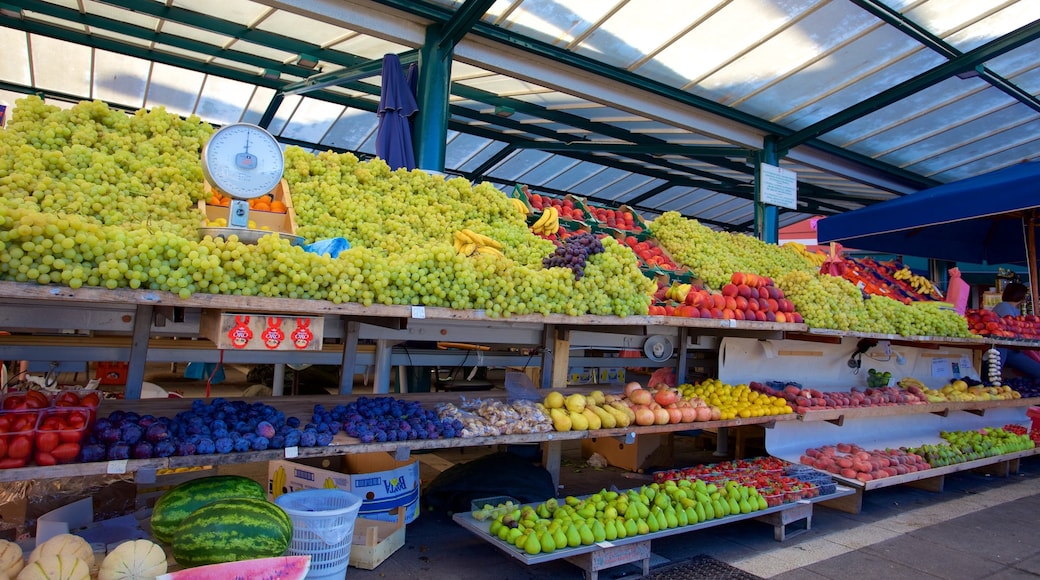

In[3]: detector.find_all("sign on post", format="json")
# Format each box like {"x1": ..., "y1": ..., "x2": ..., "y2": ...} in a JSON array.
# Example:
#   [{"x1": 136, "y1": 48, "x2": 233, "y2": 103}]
[{"x1": 759, "y1": 163, "x2": 797, "y2": 209}]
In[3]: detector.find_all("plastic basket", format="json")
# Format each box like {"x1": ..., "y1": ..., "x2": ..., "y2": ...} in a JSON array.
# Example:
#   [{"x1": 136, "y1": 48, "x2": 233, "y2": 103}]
[{"x1": 276, "y1": 489, "x2": 363, "y2": 580}]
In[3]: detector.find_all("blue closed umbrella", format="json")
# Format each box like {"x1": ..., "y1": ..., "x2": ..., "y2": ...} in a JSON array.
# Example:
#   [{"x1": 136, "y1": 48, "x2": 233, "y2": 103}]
[{"x1": 376, "y1": 53, "x2": 419, "y2": 171}]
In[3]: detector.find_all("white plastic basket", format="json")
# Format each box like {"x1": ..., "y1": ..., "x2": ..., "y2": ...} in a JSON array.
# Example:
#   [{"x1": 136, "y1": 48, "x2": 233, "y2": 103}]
[{"x1": 276, "y1": 488, "x2": 363, "y2": 580}]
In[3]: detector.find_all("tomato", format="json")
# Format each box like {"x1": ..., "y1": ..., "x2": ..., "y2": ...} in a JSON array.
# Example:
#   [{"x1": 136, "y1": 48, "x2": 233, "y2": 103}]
[
  {"x1": 59, "y1": 429, "x2": 83, "y2": 444},
  {"x1": 0, "y1": 415, "x2": 10, "y2": 432},
  {"x1": 2, "y1": 396, "x2": 25, "y2": 411},
  {"x1": 55, "y1": 392, "x2": 81, "y2": 407},
  {"x1": 0, "y1": 457, "x2": 26, "y2": 469},
  {"x1": 11, "y1": 415, "x2": 35, "y2": 432},
  {"x1": 65, "y1": 413, "x2": 87, "y2": 429},
  {"x1": 25, "y1": 391, "x2": 49, "y2": 409},
  {"x1": 42, "y1": 417, "x2": 63, "y2": 431},
  {"x1": 37, "y1": 431, "x2": 60, "y2": 454},
  {"x1": 0, "y1": 438, "x2": 6, "y2": 458},
  {"x1": 35, "y1": 452, "x2": 56, "y2": 466},
  {"x1": 51, "y1": 443, "x2": 80, "y2": 463},
  {"x1": 81, "y1": 392, "x2": 101, "y2": 407},
  {"x1": 6, "y1": 435, "x2": 31, "y2": 460}
]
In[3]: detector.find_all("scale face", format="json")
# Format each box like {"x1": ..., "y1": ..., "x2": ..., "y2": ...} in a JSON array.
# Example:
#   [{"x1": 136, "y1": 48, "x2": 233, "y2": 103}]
[{"x1": 201, "y1": 123, "x2": 285, "y2": 227}]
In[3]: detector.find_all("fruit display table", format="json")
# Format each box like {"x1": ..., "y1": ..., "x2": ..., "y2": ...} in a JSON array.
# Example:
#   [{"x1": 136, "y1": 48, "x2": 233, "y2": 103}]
[{"x1": 452, "y1": 486, "x2": 855, "y2": 579}]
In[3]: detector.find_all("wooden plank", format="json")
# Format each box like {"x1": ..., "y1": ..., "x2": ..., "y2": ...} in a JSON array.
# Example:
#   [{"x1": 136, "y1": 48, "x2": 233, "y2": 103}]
[
  {"x1": 905, "y1": 475, "x2": 945, "y2": 492},
  {"x1": 818, "y1": 488, "x2": 863, "y2": 514}
]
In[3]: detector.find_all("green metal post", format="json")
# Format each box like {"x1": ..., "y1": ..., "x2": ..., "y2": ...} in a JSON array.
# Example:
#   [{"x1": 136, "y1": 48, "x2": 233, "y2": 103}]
[
  {"x1": 415, "y1": 25, "x2": 452, "y2": 171},
  {"x1": 755, "y1": 137, "x2": 780, "y2": 243}
]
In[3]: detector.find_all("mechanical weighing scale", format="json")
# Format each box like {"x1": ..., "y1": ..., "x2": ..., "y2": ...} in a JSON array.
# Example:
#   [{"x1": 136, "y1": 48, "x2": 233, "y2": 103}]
[{"x1": 197, "y1": 123, "x2": 304, "y2": 245}]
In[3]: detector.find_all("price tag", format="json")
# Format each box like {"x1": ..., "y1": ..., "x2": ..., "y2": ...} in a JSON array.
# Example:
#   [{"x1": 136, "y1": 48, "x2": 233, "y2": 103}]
[
  {"x1": 596, "y1": 541, "x2": 615, "y2": 548},
  {"x1": 931, "y1": 357, "x2": 950, "y2": 378},
  {"x1": 284, "y1": 446, "x2": 299, "y2": 459},
  {"x1": 411, "y1": 306, "x2": 426, "y2": 319},
  {"x1": 106, "y1": 459, "x2": 128, "y2": 474}
]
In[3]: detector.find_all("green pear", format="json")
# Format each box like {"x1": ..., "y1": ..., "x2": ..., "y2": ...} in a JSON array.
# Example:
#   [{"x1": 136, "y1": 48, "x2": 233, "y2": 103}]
[
  {"x1": 578, "y1": 523, "x2": 595, "y2": 545},
  {"x1": 603, "y1": 506, "x2": 618, "y2": 519},
  {"x1": 637, "y1": 502, "x2": 650, "y2": 519},
  {"x1": 694, "y1": 502, "x2": 706, "y2": 523},
  {"x1": 513, "y1": 529, "x2": 528, "y2": 548},
  {"x1": 497, "y1": 523, "x2": 511, "y2": 541},
  {"x1": 566, "y1": 524, "x2": 581, "y2": 548},
  {"x1": 676, "y1": 506, "x2": 689, "y2": 526},
  {"x1": 624, "y1": 518, "x2": 637, "y2": 537},
  {"x1": 739, "y1": 498, "x2": 752, "y2": 514},
  {"x1": 539, "y1": 530, "x2": 556, "y2": 553},
  {"x1": 665, "y1": 507, "x2": 679, "y2": 528},
  {"x1": 591, "y1": 520, "x2": 606, "y2": 542},
  {"x1": 604, "y1": 520, "x2": 618, "y2": 540},
  {"x1": 728, "y1": 497, "x2": 740, "y2": 516},
  {"x1": 636, "y1": 518, "x2": 650, "y2": 535},
  {"x1": 646, "y1": 511, "x2": 660, "y2": 533},
  {"x1": 615, "y1": 518, "x2": 628, "y2": 539},
  {"x1": 507, "y1": 527, "x2": 523, "y2": 544},
  {"x1": 490, "y1": 520, "x2": 503, "y2": 536},
  {"x1": 524, "y1": 532, "x2": 542, "y2": 555},
  {"x1": 756, "y1": 495, "x2": 768, "y2": 511},
  {"x1": 553, "y1": 526, "x2": 567, "y2": 549}
]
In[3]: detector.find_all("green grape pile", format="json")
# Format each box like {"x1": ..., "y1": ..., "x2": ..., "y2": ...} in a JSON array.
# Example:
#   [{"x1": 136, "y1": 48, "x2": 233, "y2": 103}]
[
  {"x1": 776, "y1": 270, "x2": 972, "y2": 337},
  {"x1": 649, "y1": 212, "x2": 817, "y2": 289},
  {"x1": 0, "y1": 97, "x2": 654, "y2": 317}
]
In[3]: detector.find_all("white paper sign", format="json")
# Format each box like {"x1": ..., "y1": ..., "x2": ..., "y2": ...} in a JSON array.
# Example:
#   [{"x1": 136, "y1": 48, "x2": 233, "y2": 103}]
[
  {"x1": 411, "y1": 306, "x2": 426, "y2": 319},
  {"x1": 759, "y1": 163, "x2": 798, "y2": 209},
  {"x1": 931, "y1": 357, "x2": 950, "y2": 378}
]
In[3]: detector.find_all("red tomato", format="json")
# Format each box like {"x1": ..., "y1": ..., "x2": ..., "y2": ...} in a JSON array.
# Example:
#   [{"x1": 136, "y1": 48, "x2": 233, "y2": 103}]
[
  {"x1": 37, "y1": 431, "x2": 60, "y2": 454},
  {"x1": 81, "y1": 392, "x2": 101, "y2": 408},
  {"x1": 35, "y1": 452, "x2": 56, "y2": 466},
  {"x1": 0, "y1": 457, "x2": 26, "y2": 469},
  {"x1": 25, "y1": 391, "x2": 49, "y2": 409},
  {"x1": 59, "y1": 429, "x2": 83, "y2": 444},
  {"x1": 12, "y1": 415, "x2": 35, "y2": 432},
  {"x1": 6, "y1": 435, "x2": 32, "y2": 460},
  {"x1": 51, "y1": 443, "x2": 80, "y2": 463},
  {"x1": 65, "y1": 413, "x2": 87, "y2": 429},
  {"x1": 42, "y1": 417, "x2": 63, "y2": 431},
  {"x1": 0, "y1": 415, "x2": 10, "y2": 432},
  {"x1": 0, "y1": 438, "x2": 6, "y2": 457},
  {"x1": 56, "y1": 392, "x2": 81, "y2": 407}
]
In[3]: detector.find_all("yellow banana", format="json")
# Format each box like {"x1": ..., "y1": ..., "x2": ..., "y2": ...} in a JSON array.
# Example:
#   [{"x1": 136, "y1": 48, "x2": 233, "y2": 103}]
[
  {"x1": 454, "y1": 230, "x2": 475, "y2": 245},
  {"x1": 460, "y1": 242, "x2": 477, "y2": 256},
  {"x1": 324, "y1": 477, "x2": 336, "y2": 489},
  {"x1": 475, "y1": 246, "x2": 504, "y2": 257},
  {"x1": 272, "y1": 466, "x2": 286, "y2": 499},
  {"x1": 463, "y1": 229, "x2": 503, "y2": 250},
  {"x1": 532, "y1": 209, "x2": 552, "y2": 231},
  {"x1": 512, "y1": 198, "x2": 529, "y2": 215}
]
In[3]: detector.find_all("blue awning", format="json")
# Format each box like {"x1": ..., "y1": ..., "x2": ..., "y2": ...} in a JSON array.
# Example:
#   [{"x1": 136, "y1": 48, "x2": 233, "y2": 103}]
[{"x1": 817, "y1": 161, "x2": 1040, "y2": 265}]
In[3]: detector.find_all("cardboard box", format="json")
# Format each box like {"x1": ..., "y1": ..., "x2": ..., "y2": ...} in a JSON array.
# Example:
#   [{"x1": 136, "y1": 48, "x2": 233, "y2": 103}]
[
  {"x1": 350, "y1": 506, "x2": 406, "y2": 570},
  {"x1": 581, "y1": 433, "x2": 674, "y2": 472},
  {"x1": 598, "y1": 367, "x2": 626, "y2": 384},
  {"x1": 200, "y1": 312, "x2": 324, "y2": 351},
  {"x1": 199, "y1": 178, "x2": 298, "y2": 234},
  {"x1": 268, "y1": 453, "x2": 420, "y2": 525},
  {"x1": 568, "y1": 367, "x2": 596, "y2": 385}
]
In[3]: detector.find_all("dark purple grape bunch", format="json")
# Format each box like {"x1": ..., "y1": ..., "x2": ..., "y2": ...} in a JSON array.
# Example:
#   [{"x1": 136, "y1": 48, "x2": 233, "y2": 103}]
[{"x1": 542, "y1": 232, "x2": 604, "y2": 280}]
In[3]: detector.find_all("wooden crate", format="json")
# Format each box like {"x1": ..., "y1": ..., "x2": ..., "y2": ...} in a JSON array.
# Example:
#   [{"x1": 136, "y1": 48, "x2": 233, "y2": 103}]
[
  {"x1": 199, "y1": 311, "x2": 324, "y2": 351},
  {"x1": 199, "y1": 178, "x2": 298, "y2": 234},
  {"x1": 350, "y1": 506, "x2": 406, "y2": 570}
]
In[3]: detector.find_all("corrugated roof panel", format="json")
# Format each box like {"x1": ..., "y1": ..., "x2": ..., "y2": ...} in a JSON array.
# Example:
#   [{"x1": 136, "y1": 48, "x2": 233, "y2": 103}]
[
  {"x1": 574, "y1": 0, "x2": 711, "y2": 71},
  {"x1": 566, "y1": 166, "x2": 631, "y2": 197},
  {"x1": 329, "y1": 36, "x2": 411, "y2": 61},
  {"x1": 496, "y1": 0, "x2": 618, "y2": 48},
  {"x1": 508, "y1": 154, "x2": 581, "y2": 185},
  {"x1": 159, "y1": 20, "x2": 235, "y2": 51},
  {"x1": 263, "y1": 93, "x2": 302, "y2": 136},
  {"x1": 172, "y1": 0, "x2": 263, "y2": 29},
  {"x1": 222, "y1": 38, "x2": 300, "y2": 65},
  {"x1": 240, "y1": 85, "x2": 279, "y2": 125},
  {"x1": 451, "y1": 139, "x2": 511, "y2": 174},
  {"x1": 255, "y1": 9, "x2": 349, "y2": 47},
  {"x1": 321, "y1": 107, "x2": 378, "y2": 150},
  {"x1": 87, "y1": 0, "x2": 160, "y2": 30},
  {"x1": 93, "y1": 49, "x2": 151, "y2": 109},
  {"x1": 910, "y1": 2, "x2": 1027, "y2": 52},
  {"x1": 0, "y1": 28, "x2": 30, "y2": 86},
  {"x1": 593, "y1": 173, "x2": 658, "y2": 202},
  {"x1": 144, "y1": 62, "x2": 206, "y2": 116},
  {"x1": 195, "y1": 75, "x2": 258, "y2": 124},
  {"x1": 278, "y1": 97, "x2": 344, "y2": 143},
  {"x1": 31, "y1": 36, "x2": 92, "y2": 98}
]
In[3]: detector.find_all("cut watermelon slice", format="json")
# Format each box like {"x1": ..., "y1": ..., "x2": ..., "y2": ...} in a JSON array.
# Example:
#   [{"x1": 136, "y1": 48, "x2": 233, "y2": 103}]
[{"x1": 157, "y1": 555, "x2": 310, "y2": 580}]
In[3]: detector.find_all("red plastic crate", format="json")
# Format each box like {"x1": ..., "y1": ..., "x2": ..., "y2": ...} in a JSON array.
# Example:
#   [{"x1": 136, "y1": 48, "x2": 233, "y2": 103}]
[{"x1": 95, "y1": 361, "x2": 128, "y2": 385}]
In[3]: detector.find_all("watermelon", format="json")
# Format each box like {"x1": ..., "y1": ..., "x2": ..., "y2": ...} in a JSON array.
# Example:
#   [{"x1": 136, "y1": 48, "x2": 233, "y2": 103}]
[
  {"x1": 156, "y1": 555, "x2": 310, "y2": 580},
  {"x1": 151, "y1": 475, "x2": 266, "y2": 545},
  {"x1": 170, "y1": 498, "x2": 292, "y2": 568}
]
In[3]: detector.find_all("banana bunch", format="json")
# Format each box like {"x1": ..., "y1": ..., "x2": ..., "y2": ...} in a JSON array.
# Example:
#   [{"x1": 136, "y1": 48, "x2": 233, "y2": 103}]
[
  {"x1": 323, "y1": 477, "x2": 337, "y2": 489},
  {"x1": 784, "y1": 241, "x2": 827, "y2": 267},
  {"x1": 531, "y1": 206, "x2": 559, "y2": 236},
  {"x1": 272, "y1": 465, "x2": 287, "y2": 499},
  {"x1": 665, "y1": 282, "x2": 692, "y2": 302},
  {"x1": 510, "y1": 198, "x2": 529, "y2": 216},
  {"x1": 454, "y1": 228, "x2": 505, "y2": 257},
  {"x1": 893, "y1": 267, "x2": 938, "y2": 296}
]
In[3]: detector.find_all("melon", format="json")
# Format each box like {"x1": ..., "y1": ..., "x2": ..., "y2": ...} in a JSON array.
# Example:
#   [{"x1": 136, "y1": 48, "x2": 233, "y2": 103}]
[
  {"x1": 156, "y1": 555, "x2": 309, "y2": 580},
  {"x1": 0, "y1": 539, "x2": 24, "y2": 578},
  {"x1": 98, "y1": 540, "x2": 167, "y2": 580},
  {"x1": 169, "y1": 498, "x2": 291, "y2": 568},
  {"x1": 15, "y1": 555, "x2": 90, "y2": 580},
  {"x1": 27, "y1": 535, "x2": 93, "y2": 567},
  {"x1": 150, "y1": 476, "x2": 266, "y2": 545}
]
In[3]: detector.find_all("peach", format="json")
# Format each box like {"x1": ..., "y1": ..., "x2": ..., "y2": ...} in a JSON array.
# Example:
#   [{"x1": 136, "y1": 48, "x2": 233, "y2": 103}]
[
  {"x1": 730, "y1": 272, "x2": 745, "y2": 285},
  {"x1": 712, "y1": 294, "x2": 726, "y2": 309},
  {"x1": 721, "y1": 283, "x2": 738, "y2": 297}
]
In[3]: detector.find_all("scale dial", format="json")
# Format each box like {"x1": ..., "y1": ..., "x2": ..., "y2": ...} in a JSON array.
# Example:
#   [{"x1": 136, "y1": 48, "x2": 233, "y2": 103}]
[{"x1": 201, "y1": 123, "x2": 284, "y2": 199}]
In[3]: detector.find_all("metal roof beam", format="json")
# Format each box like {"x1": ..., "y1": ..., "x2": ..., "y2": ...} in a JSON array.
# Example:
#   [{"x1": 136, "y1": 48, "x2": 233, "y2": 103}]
[
  {"x1": 777, "y1": 18, "x2": 1040, "y2": 152},
  {"x1": 851, "y1": 0, "x2": 1040, "y2": 115},
  {"x1": 280, "y1": 50, "x2": 419, "y2": 96},
  {"x1": 373, "y1": 0, "x2": 938, "y2": 190},
  {"x1": 515, "y1": 142, "x2": 754, "y2": 159},
  {"x1": 17, "y1": 0, "x2": 315, "y2": 77},
  {"x1": 470, "y1": 144, "x2": 517, "y2": 176},
  {"x1": 436, "y1": 0, "x2": 496, "y2": 51}
]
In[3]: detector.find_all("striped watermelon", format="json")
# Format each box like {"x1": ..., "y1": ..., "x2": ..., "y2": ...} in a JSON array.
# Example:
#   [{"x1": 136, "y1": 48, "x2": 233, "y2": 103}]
[
  {"x1": 151, "y1": 475, "x2": 266, "y2": 545},
  {"x1": 157, "y1": 555, "x2": 310, "y2": 580},
  {"x1": 170, "y1": 498, "x2": 292, "y2": 568}
]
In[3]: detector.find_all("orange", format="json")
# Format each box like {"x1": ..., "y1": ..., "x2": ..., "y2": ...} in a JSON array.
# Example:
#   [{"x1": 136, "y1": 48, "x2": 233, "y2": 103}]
[
  {"x1": 253, "y1": 201, "x2": 271, "y2": 212},
  {"x1": 269, "y1": 200, "x2": 287, "y2": 213}
]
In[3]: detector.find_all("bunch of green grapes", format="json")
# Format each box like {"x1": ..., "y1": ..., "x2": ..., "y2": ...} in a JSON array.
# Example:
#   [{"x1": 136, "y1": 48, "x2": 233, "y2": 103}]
[
  {"x1": 0, "y1": 97, "x2": 653, "y2": 317},
  {"x1": 0, "y1": 96, "x2": 211, "y2": 239},
  {"x1": 776, "y1": 270, "x2": 865, "y2": 331},
  {"x1": 649, "y1": 211, "x2": 817, "y2": 289}
]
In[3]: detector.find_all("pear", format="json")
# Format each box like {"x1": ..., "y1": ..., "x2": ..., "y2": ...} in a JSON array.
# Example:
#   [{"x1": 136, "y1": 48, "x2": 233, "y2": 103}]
[
  {"x1": 566, "y1": 524, "x2": 581, "y2": 548},
  {"x1": 636, "y1": 518, "x2": 650, "y2": 535},
  {"x1": 569, "y1": 410, "x2": 589, "y2": 431},
  {"x1": 756, "y1": 495, "x2": 768, "y2": 511},
  {"x1": 588, "y1": 390, "x2": 606, "y2": 405},
  {"x1": 676, "y1": 506, "x2": 689, "y2": 526},
  {"x1": 581, "y1": 407, "x2": 602, "y2": 430},
  {"x1": 507, "y1": 527, "x2": 523, "y2": 544},
  {"x1": 702, "y1": 500, "x2": 714, "y2": 520},
  {"x1": 578, "y1": 523, "x2": 595, "y2": 545},
  {"x1": 605, "y1": 405, "x2": 631, "y2": 427},
  {"x1": 544, "y1": 390, "x2": 565, "y2": 409},
  {"x1": 693, "y1": 503, "x2": 705, "y2": 523},
  {"x1": 625, "y1": 518, "x2": 639, "y2": 537},
  {"x1": 524, "y1": 532, "x2": 542, "y2": 555},
  {"x1": 565, "y1": 393, "x2": 587, "y2": 413},
  {"x1": 728, "y1": 497, "x2": 740, "y2": 516},
  {"x1": 539, "y1": 530, "x2": 556, "y2": 553},
  {"x1": 604, "y1": 520, "x2": 618, "y2": 540},
  {"x1": 549, "y1": 408, "x2": 571, "y2": 432},
  {"x1": 646, "y1": 511, "x2": 660, "y2": 533},
  {"x1": 665, "y1": 507, "x2": 679, "y2": 528},
  {"x1": 590, "y1": 405, "x2": 616, "y2": 428},
  {"x1": 591, "y1": 520, "x2": 606, "y2": 542},
  {"x1": 553, "y1": 526, "x2": 567, "y2": 549},
  {"x1": 738, "y1": 498, "x2": 752, "y2": 514},
  {"x1": 497, "y1": 523, "x2": 511, "y2": 541},
  {"x1": 615, "y1": 519, "x2": 628, "y2": 539}
]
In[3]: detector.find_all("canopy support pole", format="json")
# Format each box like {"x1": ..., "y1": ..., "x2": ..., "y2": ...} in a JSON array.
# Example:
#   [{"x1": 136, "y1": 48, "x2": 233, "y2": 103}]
[
  {"x1": 414, "y1": 25, "x2": 453, "y2": 171},
  {"x1": 1028, "y1": 211, "x2": 1038, "y2": 313},
  {"x1": 754, "y1": 136, "x2": 780, "y2": 243}
]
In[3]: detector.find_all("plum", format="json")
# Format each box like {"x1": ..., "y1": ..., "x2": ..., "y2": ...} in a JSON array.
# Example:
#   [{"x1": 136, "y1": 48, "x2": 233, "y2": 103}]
[
  {"x1": 214, "y1": 437, "x2": 233, "y2": 454},
  {"x1": 145, "y1": 423, "x2": 170, "y2": 444},
  {"x1": 107, "y1": 442, "x2": 130, "y2": 461},
  {"x1": 196, "y1": 438, "x2": 216, "y2": 455},
  {"x1": 80, "y1": 444, "x2": 106, "y2": 463},
  {"x1": 256, "y1": 421, "x2": 276, "y2": 439},
  {"x1": 131, "y1": 442, "x2": 153, "y2": 459},
  {"x1": 120, "y1": 423, "x2": 144, "y2": 445},
  {"x1": 153, "y1": 441, "x2": 176, "y2": 457}
]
